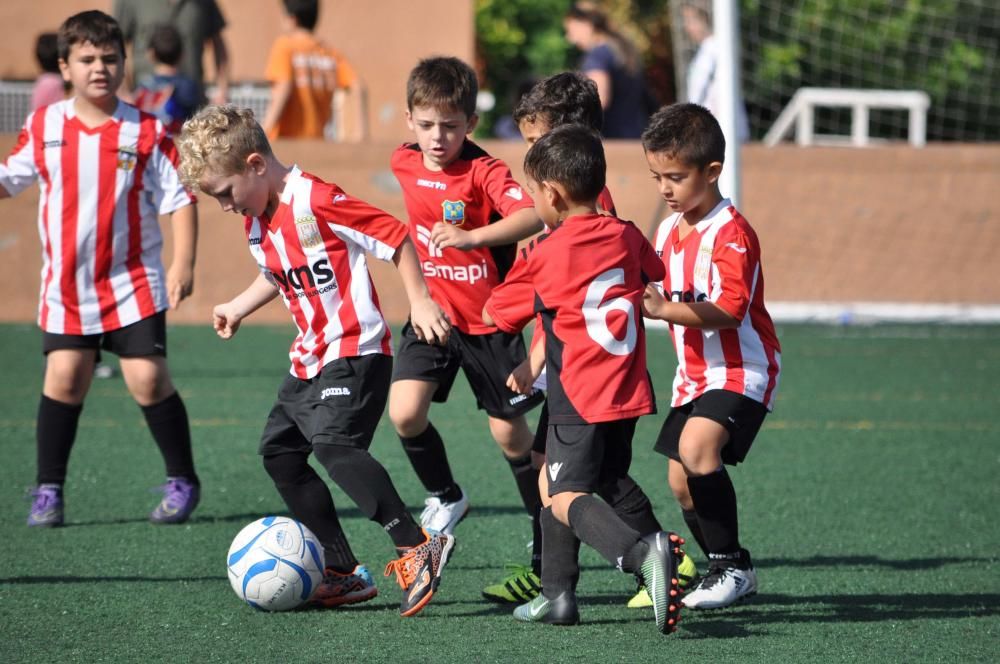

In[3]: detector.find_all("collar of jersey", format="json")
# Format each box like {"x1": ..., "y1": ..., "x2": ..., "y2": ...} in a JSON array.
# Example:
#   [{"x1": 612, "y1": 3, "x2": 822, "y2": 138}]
[{"x1": 280, "y1": 165, "x2": 303, "y2": 205}]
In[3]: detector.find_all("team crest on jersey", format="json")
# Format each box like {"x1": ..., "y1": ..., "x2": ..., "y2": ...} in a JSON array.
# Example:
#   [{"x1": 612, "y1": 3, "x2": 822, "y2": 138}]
[
  {"x1": 442, "y1": 200, "x2": 466, "y2": 226},
  {"x1": 117, "y1": 146, "x2": 138, "y2": 171},
  {"x1": 295, "y1": 215, "x2": 323, "y2": 248}
]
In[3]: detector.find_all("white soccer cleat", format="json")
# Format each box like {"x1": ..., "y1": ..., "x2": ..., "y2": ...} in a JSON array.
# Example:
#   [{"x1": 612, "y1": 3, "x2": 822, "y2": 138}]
[
  {"x1": 681, "y1": 564, "x2": 757, "y2": 610},
  {"x1": 419, "y1": 488, "x2": 470, "y2": 535}
]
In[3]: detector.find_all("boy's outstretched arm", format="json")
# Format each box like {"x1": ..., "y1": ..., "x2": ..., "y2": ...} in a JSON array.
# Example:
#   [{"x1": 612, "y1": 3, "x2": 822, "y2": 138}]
[
  {"x1": 430, "y1": 207, "x2": 543, "y2": 250},
  {"x1": 212, "y1": 273, "x2": 279, "y2": 339},
  {"x1": 393, "y1": 237, "x2": 451, "y2": 345},
  {"x1": 167, "y1": 204, "x2": 198, "y2": 309},
  {"x1": 642, "y1": 284, "x2": 740, "y2": 329}
]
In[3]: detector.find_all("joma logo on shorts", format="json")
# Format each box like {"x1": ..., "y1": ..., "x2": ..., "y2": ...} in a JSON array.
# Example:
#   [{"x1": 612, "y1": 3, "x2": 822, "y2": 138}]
[
  {"x1": 320, "y1": 386, "x2": 351, "y2": 399},
  {"x1": 508, "y1": 393, "x2": 529, "y2": 405}
]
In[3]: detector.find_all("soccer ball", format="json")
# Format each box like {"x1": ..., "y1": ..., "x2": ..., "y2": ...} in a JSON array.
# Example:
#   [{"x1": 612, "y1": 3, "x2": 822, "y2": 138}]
[{"x1": 226, "y1": 516, "x2": 325, "y2": 611}]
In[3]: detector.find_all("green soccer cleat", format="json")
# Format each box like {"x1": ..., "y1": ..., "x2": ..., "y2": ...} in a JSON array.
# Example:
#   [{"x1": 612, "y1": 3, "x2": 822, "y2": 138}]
[
  {"x1": 627, "y1": 551, "x2": 699, "y2": 608},
  {"x1": 512, "y1": 591, "x2": 580, "y2": 626},
  {"x1": 634, "y1": 531, "x2": 684, "y2": 634},
  {"x1": 482, "y1": 563, "x2": 542, "y2": 604}
]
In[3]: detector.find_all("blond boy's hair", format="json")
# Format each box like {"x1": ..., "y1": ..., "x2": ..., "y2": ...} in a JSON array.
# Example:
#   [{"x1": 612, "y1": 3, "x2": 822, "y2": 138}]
[{"x1": 176, "y1": 105, "x2": 273, "y2": 190}]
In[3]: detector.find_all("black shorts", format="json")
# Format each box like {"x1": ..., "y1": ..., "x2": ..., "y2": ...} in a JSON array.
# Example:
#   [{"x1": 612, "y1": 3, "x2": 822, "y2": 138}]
[
  {"x1": 653, "y1": 390, "x2": 768, "y2": 465},
  {"x1": 259, "y1": 354, "x2": 392, "y2": 456},
  {"x1": 391, "y1": 321, "x2": 544, "y2": 419},
  {"x1": 545, "y1": 418, "x2": 637, "y2": 495},
  {"x1": 531, "y1": 401, "x2": 550, "y2": 455},
  {"x1": 42, "y1": 311, "x2": 167, "y2": 361}
]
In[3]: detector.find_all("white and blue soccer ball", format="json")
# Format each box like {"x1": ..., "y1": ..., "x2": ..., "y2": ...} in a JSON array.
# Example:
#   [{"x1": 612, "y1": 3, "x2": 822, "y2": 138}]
[{"x1": 227, "y1": 516, "x2": 325, "y2": 611}]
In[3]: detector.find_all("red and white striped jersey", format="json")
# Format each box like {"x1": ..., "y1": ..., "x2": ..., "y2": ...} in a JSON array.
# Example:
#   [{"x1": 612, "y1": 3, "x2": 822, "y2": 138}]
[
  {"x1": 0, "y1": 99, "x2": 194, "y2": 335},
  {"x1": 652, "y1": 199, "x2": 781, "y2": 410},
  {"x1": 246, "y1": 166, "x2": 408, "y2": 379}
]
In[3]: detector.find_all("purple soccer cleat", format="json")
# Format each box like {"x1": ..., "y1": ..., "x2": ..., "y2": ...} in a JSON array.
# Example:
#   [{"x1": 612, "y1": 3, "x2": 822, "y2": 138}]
[
  {"x1": 150, "y1": 477, "x2": 200, "y2": 524},
  {"x1": 27, "y1": 484, "x2": 64, "y2": 527}
]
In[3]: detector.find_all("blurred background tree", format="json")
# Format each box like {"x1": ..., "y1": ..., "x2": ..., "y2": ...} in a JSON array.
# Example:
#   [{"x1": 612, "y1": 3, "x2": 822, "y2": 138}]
[{"x1": 475, "y1": 0, "x2": 674, "y2": 137}]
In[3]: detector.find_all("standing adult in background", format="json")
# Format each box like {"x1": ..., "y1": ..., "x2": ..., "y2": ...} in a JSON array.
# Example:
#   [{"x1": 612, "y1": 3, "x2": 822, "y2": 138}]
[
  {"x1": 113, "y1": 0, "x2": 230, "y2": 105},
  {"x1": 563, "y1": 1, "x2": 650, "y2": 139},
  {"x1": 681, "y1": 1, "x2": 749, "y2": 142},
  {"x1": 261, "y1": 0, "x2": 366, "y2": 141}
]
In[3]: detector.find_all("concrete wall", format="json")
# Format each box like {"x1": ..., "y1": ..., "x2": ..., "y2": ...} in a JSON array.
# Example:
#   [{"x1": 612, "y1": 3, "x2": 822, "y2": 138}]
[
  {"x1": 0, "y1": 0, "x2": 474, "y2": 141},
  {"x1": 1, "y1": 137, "x2": 997, "y2": 328}
]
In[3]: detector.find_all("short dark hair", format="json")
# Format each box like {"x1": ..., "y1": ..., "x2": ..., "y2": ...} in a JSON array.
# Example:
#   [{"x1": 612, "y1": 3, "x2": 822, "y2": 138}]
[
  {"x1": 57, "y1": 10, "x2": 125, "y2": 62},
  {"x1": 512, "y1": 72, "x2": 603, "y2": 133},
  {"x1": 523, "y1": 124, "x2": 606, "y2": 203},
  {"x1": 283, "y1": 0, "x2": 320, "y2": 31},
  {"x1": 641, "y1": 103, "x2": 725, "y2": 168},
  {"x1": 147, "y1": 23, "x2": 183, "y2": 66},
  {"x1": 406, "y1": 56, "x2": 478, "y2": 118},
  {"x1": 35, "y1": 33, "x2": 60, "y2": 73}
]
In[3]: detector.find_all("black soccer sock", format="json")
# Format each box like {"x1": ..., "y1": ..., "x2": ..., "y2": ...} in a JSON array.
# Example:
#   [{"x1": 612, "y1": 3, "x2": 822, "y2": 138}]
[
  {"x1": 140, "y1": 392, "x2": 199, "y2": 484},
  {"x1": 566, "y1": 495, "x2": 642, "y2": 572},
  {"x1": 262, "y1": 452, "x2": 357, "y2": 572},
  {"x1": 540, "y1": 506, "x2": 580, "y2": 596},
  {"x1": 599, "y1": 475, "x2": 662, "y2": 537},
  {"x1": 687, "y1": 469, "x2": 743, "y2": 560},
  {"x1": 314, "y1": 444, "x2": 424, "y2": 549},
  {"x1": 682, "y1": 507, "x2": 710, "y2": 557},
  {"x1": 399, "y1": 422, "x2": 462, "y2": 502},
  {"x1": 530, "y1": 501, "x2": 543, "y2": 575},
  {"x1": 36, "y1": 395, "x2": 83, "y2": 485},
  {"x1": 506, "y1": 451, "x2": 542, "y2": 517}
]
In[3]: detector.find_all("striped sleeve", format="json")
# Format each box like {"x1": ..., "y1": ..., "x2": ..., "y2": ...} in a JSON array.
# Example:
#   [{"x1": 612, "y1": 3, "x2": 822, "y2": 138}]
[
  {"x1": 314, "y1": 184, "x2": 408, "y2": 261},
  {"x1": 0, "y1": 116, "x2": 40, "y2": 196},
  {"x1": 149, "y1": 121, "x2": 195, "y2": 215}
]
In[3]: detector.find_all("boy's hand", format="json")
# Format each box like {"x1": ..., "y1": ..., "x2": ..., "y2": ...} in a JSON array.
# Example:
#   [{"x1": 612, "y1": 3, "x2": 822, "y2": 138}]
[
  {"x1": 642, "y1": 283, "x2": 667, "y2": 320},
  {"x1": 410, "y1": 296, "x2": 451, "y2": 345},
  {"x1": 166, "y1": 263, "x2": 195, "y2": 309},
  {"x1": 212, "y1": 302, "x2": 243, "y2": 340},
  {"x1": 506, "y1": 358, "x2": 539, "y2": 395},
  {"x1": 430, "y1": 222, "x2": 476, "y2": 251}
]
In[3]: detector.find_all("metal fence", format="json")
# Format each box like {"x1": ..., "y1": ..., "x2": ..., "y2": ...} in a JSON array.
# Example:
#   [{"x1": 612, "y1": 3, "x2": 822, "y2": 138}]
[{"x1": 0, "y1": 82, "x2": 271, "y2": 133}]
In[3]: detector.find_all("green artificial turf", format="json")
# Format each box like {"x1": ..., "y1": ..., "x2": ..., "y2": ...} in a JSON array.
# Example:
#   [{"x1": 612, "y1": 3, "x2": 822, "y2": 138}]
[{"x1": 1, "y1": 323, "x2": 997, "y2": 662}]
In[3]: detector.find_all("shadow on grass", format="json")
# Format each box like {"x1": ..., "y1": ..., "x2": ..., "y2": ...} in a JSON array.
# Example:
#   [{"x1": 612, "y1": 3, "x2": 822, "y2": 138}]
[
  {"x1": 679, "y1": 592, "x2": 1000, "y2": 639},
  {"x1": 758, "y1": 555, "x2": 995, "y2": 571},
  {"x1": 0, "y1": 574, "x2": 222, "y2": 584}
]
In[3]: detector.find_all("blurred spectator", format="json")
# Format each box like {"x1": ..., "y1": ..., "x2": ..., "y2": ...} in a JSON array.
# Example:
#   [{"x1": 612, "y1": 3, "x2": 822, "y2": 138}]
[
  {"x1": 681, "y1": 1, "x2": 749, "y2": 142},
  {"x1": 133, "y1": 24, "x2": 200, "y2": 134},
  {"x1": 261, "y1": 0, "x2": 365, "y2": 141},
  {"x1": 563, "y1": 1, "x2": 650, "y2": 138},
  {"x1": 113, "y1": 0, "x2": 230, "y2": 105},
  {"x1": 30, "y1": 33, "x2": 67, "y2": 110}
]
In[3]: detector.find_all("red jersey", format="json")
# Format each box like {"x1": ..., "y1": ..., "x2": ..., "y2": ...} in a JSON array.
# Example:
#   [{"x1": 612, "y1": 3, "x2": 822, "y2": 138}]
[
  {"x1": 0, "y1": 100, "x2": 194, "y2": 334},
  {"x1": 527, "y1": 185, "x2": 616, "y2": 391},
  {"x1": 247, "y1": 167, "x2": 408, "y2": 379},
  {"x1": 652, "y1": 199, "x2": 781, "y2": 409},
  {"x1": 486, "y1": 214, "x2": 665, "y2": 424},
  {"x1": 391, "y1": 141, "x2": 534, "y2": 334}
]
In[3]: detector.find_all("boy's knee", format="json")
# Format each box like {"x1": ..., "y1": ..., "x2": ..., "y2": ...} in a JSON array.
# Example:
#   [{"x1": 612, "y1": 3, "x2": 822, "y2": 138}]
[
  {"x1": 262, "y1": 452, "x2": 310, "y2": 486},
  {"x1": 388, "y1": 403, "x2": 427, "y2": 437},
  {"x1": 678, "y1": 440, "x2": 723, "y2": 476},
  {"x1": 313, "y1": 443, "x2": 369, "y2": 476},
  {"x1": 489, "y1": 415, "x2": 532, "y2": 457}
]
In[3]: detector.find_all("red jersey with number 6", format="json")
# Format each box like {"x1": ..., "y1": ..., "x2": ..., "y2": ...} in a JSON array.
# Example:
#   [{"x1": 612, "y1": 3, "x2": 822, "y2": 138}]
[
  {"x1": 391, "y1": 141, "x2": 534, "y2": 334},
  {"x1": 486, "y1": 214, "x2": 665, "y2": 424}
]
